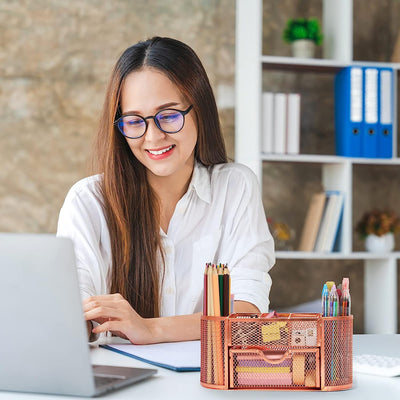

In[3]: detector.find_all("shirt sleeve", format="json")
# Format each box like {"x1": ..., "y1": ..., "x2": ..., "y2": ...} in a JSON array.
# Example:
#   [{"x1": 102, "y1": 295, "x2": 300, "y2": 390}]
[
  {"x1": 56, "y1": 179, "x2": 110, "y2": 300},
  {"x1": 218, "y1": 165, "x2": 275, "y2": 313}
]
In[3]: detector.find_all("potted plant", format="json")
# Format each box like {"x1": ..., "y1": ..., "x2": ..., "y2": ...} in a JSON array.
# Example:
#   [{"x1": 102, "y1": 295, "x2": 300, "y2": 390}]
[
  {"x1": 355, "y1": 209, "x2": 400, "y2": 252},
  {"x1": 282, "y1": 18, "x2": 323, "y2": 58}
]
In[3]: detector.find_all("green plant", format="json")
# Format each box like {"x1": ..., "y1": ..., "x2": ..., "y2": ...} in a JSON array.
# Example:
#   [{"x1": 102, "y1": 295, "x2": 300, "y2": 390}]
[
  {"x1": 356, "y1": 209, "x2": 400, "y2": 239},
  {"x1": 283, "y1": 18, "x2": 323, "y2": 45}
]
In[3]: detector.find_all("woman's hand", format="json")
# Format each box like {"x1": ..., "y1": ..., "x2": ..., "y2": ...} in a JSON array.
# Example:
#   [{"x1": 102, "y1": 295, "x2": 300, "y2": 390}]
[{"x1": 83, "y1": 293, "x2": 156, "y2": 344}]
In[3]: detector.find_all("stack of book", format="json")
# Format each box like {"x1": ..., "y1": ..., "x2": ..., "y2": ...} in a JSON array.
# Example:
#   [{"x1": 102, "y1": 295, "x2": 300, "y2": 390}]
[
  {"x1": 335, "y1": 66, "x2": 394, "y2": 158},
  {"x1": 262, "y1": 92, "x2": 301, "y2": 155},
  {"x1": 298, "y1": 191, "x2": 344, "y2": 253}
]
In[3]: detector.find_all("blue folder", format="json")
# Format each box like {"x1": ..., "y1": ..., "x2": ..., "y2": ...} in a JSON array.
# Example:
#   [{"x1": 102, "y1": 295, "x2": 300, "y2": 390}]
[
  {"x1": 334, "y1": 67, "x2": 363, "y2": 157},
  {"x1": 377, "y1": 67, "x2": 394, "y2": 158},
  {"x1": 101, "y1": 341, "x2": 201, "y2": 372}
]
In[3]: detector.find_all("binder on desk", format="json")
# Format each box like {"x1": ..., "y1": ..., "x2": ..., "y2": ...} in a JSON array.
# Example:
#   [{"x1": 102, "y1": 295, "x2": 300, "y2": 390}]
[
  {"x1": 362, "y1": 67, "x2": 379, "y2": 158},
  {"x1": 102, "y1": 341, "x2": 201, "y2": 372},
  {"x1": 334, "y1": 67, "x2": 363, "y2": 157},
  {"x1": 377, "y1": 67, "x2": 394, "y2": 158}
]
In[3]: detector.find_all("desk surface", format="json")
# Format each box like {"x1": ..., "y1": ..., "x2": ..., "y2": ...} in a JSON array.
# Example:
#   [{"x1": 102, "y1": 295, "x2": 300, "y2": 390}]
[{"x1": 1, "y1": 335, "x2": 399, "y2": 399}]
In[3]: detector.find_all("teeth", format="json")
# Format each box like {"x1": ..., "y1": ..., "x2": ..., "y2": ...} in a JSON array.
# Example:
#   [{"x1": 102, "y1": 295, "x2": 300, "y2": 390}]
[{"x1": 147, "y1": 145, "x2": 174, "y2": 155}]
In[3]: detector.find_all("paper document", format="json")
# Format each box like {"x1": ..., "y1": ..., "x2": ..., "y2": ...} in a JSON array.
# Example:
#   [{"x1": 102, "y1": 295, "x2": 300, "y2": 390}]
[{"x1": 102, "y1": 340, "x2": 200, "y2": 372}]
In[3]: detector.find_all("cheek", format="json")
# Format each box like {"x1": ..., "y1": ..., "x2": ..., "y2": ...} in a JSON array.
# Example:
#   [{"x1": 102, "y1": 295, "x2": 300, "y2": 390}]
[
  {"x1": 126, "y1": 139, "x2": 143, "y2": 159},
  {"x1": 185, "y1": 120, "x2": 198, "y2": 148}
]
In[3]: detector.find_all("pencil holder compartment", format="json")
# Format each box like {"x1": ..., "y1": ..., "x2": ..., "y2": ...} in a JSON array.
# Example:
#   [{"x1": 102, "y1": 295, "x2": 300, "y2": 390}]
[
  {"x1": 320, "y1": 316, "x2": 353, "y2": 391},
  {"x1": 200, "y1": 316, "x2": 229, "y2": 389}
]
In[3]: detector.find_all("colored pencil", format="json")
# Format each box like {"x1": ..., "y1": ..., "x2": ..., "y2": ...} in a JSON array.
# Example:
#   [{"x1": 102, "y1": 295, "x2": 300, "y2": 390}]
[
  {"x1": 207, "y1": 264, "x2": 214, "y2": 316},
  {"x1": 223, "y1": 266, "x2": 230, "y2": 316},
  {"x1": 212, "y1": 265, "x2": 220, "y2": 317},
  {"x1": 203, "y1": 264, "x2": 208, "y2": 315}
]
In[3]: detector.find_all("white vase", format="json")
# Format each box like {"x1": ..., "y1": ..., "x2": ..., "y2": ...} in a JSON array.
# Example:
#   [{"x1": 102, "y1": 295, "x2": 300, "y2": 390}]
[
  {"x1": 291, "y1": 39, "x2": 315, "y2": 58},
  {"x1": 365, "y1": 233, "x2": 395, "y2": 253}
]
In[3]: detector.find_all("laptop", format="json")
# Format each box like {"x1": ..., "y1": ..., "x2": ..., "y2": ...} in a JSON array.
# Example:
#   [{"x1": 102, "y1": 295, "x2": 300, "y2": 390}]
[{"x1": 0, "y1": 233, "x2": 157, "y2": 397}]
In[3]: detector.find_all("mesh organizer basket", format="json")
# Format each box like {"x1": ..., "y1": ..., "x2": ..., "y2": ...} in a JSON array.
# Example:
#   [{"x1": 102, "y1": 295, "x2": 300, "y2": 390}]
[{"x1": 200, "y1": 313, "x2": 353, "y2": 391}]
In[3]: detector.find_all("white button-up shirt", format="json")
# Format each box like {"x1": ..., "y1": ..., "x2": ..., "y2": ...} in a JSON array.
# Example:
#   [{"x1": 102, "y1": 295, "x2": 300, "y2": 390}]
[{"x1": 57, "y1": 162, "x2": 275, "y2": 316}]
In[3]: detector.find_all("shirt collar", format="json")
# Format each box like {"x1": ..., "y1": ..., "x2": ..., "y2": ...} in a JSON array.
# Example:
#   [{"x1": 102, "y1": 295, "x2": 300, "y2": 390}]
[{"x1": 188, "y1": 161, "x2": 211, "y2": 204}]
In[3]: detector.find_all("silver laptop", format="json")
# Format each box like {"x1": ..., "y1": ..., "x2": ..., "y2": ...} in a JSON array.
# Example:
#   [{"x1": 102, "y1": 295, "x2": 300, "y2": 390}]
[{"x1": 0, "y1": 233, "x2": 157, "y2": 397}]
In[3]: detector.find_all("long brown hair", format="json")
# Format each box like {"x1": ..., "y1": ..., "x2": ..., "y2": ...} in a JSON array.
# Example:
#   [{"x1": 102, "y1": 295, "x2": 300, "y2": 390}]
[{"x1": 93, "y1": 37, "x2": 227, "y2": 317}]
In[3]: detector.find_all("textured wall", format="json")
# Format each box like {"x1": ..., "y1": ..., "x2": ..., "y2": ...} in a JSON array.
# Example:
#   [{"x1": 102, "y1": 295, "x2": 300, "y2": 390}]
[
  {"x1": 1, "y1": 0, "x2": 399, "y2": 333},
  {"x1": 0, "y1": 0, "x2": 236, "y2": 233}
]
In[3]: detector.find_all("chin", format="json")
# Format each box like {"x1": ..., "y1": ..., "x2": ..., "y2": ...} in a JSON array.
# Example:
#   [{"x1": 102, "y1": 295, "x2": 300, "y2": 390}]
[{"x1": 146, "y1": 165, "x2": 178, "y2": 178}]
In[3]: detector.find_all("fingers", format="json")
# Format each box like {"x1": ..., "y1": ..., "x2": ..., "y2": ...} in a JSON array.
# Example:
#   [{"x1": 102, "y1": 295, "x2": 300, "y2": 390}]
[
  {"x1": 83, "y1": 293, "x2": 125, "y2": 310},
  {"x1": 84, "y1": 306, "x2": 122, "y2": 322},
  {"x1": 83, "y1": 293, "x2": 129, "y2": 322},
  {"x1": 82, "y1": 294, "x2": 152, "y2": 344},
  {"x1": 91, "y1": 319, "x2": 123, "y2": 335}
]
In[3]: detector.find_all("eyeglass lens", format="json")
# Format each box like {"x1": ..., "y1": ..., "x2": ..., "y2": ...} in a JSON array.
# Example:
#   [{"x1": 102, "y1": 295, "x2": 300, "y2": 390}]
[{"x1": 118, "y1": 109, "x2": 185, "y2": 138}]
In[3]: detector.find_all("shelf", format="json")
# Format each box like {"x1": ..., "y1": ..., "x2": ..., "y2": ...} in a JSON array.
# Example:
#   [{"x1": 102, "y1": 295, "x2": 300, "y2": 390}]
[
  {"x1": 236, "y1": 0, "x2": 398, "y2": 334},
  {"x1": 261, "y1": 55, "x2": 346, "y2": 73},
  {"x1": 276, "y1": 251, "x2": 400, "y2": 260},
  {"x1": 261, "y1": 154, "x2": 400, "y2": 165},
  {"x1": 261, "y1": 55, "x2": 400, "y2": 73}
]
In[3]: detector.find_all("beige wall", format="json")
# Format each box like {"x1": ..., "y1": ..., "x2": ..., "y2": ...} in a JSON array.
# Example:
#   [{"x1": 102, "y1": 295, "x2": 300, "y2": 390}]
[
  {"x1": 1, "y1": 0, "x2": 400, "y2": 332},
  {"x1": 0, "y1": 0, "x2": 235, "y2": 233}
]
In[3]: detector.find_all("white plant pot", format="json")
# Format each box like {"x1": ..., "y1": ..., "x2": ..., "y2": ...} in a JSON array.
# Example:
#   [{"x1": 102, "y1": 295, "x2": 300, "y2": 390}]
[
  {"x1": 365, "y1": 233, "x2": 395, "y2": 253},
  {"x1": 291, "y1": 39, "x2": 315, "y2": 58}
]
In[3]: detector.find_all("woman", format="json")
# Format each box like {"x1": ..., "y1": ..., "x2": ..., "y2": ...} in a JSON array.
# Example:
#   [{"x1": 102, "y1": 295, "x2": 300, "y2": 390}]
[{"x1": 57, "y1": 36, "x2": 275, "y2": 344}]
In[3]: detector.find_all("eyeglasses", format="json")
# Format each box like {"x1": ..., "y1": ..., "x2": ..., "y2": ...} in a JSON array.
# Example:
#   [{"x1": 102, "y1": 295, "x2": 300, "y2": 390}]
[{"x1": 114, "y1": 105, "x2": 193, "y2": 139}]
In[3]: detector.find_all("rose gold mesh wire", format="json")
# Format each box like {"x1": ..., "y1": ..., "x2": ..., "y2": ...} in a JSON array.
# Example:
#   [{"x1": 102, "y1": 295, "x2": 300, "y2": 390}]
[
  {"x1": 321, "y1": 317, "x2": 353, "y2": 389},
  {"x1": 200, "y1": 318, "x2": 227, "y2": 387},
  {"x1": 200, "y1": 314, "x2": 352, "y2": 391}
]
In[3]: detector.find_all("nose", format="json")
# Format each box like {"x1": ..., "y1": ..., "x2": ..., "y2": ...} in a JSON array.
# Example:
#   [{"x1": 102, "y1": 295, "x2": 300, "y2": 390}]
[{"x1": 144, "y1": 117, "x2": 167, "y2": 141}]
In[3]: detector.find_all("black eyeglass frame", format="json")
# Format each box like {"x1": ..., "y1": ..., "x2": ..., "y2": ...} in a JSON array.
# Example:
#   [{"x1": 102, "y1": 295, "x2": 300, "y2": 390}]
[{"x1": 114, "y1": 105, "x2": 193, "y2": 139}]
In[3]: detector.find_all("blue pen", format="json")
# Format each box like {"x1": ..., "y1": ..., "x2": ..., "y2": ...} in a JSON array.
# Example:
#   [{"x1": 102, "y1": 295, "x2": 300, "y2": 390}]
[{"x1": 321, "y1": 284, "x2": 329, "y2": 317}]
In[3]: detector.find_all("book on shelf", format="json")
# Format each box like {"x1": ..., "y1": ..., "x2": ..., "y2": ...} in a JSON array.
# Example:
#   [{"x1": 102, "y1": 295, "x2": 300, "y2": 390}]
[
  {"x1": 273, "y1": 93, "x2": 287, "y2": 154},
  {"x1": 298, "y1": 191, "x2": 344, "y2": 253},
  {"x1": 262, "y1": 92, "x2": 274, "y2": 153},
  {"x1": 298, "y1": 192, "x2": 327, "y2": 252},
  {"x1": 313, "y1": 191, "x2": 344, "y2": 253},
  {"x1": 262, "y1": 92, "x2": 301, "y2": 155},
  {"x1": 286, "y1": 93, "x2": 300, "y2": 154}
]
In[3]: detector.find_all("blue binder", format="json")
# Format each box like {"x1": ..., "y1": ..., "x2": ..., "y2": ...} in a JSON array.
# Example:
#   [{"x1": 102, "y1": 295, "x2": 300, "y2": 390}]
[
  {"x1": 334, "y1": 67, "x2": 363, "y2": 157},
  {"x1": 362, "y1": 67, "x2": 379, "y2": 158},
  {"x1": 377, "y1": 67, "x2": 394, "y2": 158}
]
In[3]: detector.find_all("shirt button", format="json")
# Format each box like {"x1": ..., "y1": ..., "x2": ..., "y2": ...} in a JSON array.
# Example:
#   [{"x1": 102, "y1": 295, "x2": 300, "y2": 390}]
[{"x1": 166, "y1": 287, "x2": 175, "y2": 295}]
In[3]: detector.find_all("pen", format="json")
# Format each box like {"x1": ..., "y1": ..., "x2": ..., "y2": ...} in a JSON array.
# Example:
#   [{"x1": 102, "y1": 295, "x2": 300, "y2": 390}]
[
  {"x1": 329, "y1": 284, "x2": 339, "y2": 317},
  {"x1": 341, "y1": 277, "x2": 351, "y2": 316},
  {"x1": 321, "y1": 283, "x2": 329, "y2": 317}
]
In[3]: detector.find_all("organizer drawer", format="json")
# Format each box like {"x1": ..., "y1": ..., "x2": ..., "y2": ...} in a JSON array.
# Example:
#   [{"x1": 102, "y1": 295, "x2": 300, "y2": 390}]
[{"x1": 229, "y1": 348, "x2": 320, "y2": 390}]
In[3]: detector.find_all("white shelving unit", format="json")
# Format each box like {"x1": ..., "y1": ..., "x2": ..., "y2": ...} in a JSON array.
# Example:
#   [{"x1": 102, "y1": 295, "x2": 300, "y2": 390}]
[{"x1": 235, "y1": 0, "x2": 399, "y2": 334}]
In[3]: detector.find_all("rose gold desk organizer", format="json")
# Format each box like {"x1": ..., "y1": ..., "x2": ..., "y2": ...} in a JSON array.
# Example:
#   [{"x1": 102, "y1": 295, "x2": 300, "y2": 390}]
[{"x1": 200, "y1": 313, "x2": 352, "y2": 391}]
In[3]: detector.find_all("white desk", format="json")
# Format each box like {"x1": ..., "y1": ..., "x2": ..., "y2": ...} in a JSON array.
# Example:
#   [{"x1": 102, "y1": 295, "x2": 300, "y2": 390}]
[{"x1": 1, "y1": 335, "x2": 399, "y2": 399}]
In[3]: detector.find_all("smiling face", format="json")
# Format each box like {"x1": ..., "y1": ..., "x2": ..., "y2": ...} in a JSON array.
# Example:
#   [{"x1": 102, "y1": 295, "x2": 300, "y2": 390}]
[{"x1": 120, "y1": 67, "x2": 197, "y2": 188}]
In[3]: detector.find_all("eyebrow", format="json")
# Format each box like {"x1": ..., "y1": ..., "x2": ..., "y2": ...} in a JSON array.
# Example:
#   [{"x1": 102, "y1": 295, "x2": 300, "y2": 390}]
[{"x1": 122, "y1": 102, "x2": 181, "y2": 116}]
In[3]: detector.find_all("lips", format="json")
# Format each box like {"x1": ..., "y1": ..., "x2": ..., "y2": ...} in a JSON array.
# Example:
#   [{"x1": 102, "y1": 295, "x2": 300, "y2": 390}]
[
  {"x1": 146, "y1": 145, "x2": 175, "y2": 155},
  {"x1": 145, "y1": 144, "x2": 176, "y2": 159}
]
